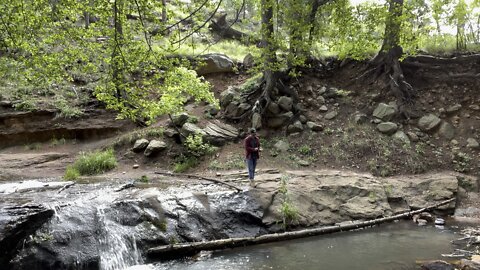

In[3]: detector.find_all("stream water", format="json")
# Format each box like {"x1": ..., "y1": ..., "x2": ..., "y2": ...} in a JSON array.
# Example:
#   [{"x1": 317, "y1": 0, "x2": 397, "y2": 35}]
[{"x1": 134, "y1": 221, "x2": 459, "y2": 270}]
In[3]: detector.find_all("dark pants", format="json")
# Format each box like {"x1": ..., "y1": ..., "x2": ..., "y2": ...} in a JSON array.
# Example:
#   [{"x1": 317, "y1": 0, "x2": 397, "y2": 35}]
[{"x1": 246, "y1": 158, "x2": 257, "y2": 180}]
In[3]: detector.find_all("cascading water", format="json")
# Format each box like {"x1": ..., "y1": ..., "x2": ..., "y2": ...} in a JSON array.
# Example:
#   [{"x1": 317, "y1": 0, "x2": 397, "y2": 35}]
[{"x1": 96, "y1": 205, "x2": 143, "y2": 270}]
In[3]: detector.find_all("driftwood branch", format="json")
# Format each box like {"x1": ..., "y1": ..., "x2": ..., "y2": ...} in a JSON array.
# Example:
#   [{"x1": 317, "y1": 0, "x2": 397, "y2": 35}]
[
  {"x1": 147, "y1": 198, "x2": 456, "y2": 260},
  {"x1": 154, "y1": 171, "x2": 243, "y2": 192}
]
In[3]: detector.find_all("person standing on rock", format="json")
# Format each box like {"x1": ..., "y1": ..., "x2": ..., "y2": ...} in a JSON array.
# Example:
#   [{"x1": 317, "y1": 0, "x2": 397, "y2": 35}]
[{"x1": 244, "y1": 128, "x2": 261, "y2": 182}]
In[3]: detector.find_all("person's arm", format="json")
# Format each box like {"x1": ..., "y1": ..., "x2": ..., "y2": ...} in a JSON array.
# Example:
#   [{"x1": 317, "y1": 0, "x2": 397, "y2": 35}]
[{"x1": 245, "y1": 136, "x2": 257, "y2": 152}]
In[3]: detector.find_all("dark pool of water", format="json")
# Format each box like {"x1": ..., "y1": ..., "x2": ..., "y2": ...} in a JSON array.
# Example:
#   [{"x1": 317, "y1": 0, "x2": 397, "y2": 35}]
[{"x1": 144, "y1": 221, "x2": 459, "y2": 270}]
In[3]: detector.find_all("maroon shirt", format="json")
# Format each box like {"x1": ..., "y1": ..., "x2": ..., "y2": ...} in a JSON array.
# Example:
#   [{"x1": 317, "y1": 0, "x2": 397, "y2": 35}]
[{"x1": 244, "y1": 134, "x2": 260, "y2": 159}]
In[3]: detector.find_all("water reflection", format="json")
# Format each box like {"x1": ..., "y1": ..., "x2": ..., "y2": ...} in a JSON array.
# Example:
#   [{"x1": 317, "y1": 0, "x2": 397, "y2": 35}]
[{"x1": 153, "y1": 221, "x2": 457, "y2": 270}]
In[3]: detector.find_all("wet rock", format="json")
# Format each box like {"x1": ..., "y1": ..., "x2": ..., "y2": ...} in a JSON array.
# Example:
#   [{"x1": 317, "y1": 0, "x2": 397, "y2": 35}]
[
  {"x1": 144, "y1": 140, "x2": 167, "y2": 157},
  {"x1": 133, "y1": 139, "x2": 149, "y2": 152},
  {"x1": 0, "y1": 204, "x2": 54, "y2": 267},
  {"x1": 373, "y1": 103, "x2": 397, "y2": 121},
  {"x1": 377, "y1": 122, "x2": 398, "y2": 135},
  {"x1": 459, "y1": 259, "x2": 480, "y2": 270},
  {"x1": 418, "y1": 114, "x2": 442, "y2": 132}
]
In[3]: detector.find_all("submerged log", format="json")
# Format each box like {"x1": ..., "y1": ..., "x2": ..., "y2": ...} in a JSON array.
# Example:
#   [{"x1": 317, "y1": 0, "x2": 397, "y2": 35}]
[{"x1": 147, "y1": 198, "x2": 456, "y2": 260}]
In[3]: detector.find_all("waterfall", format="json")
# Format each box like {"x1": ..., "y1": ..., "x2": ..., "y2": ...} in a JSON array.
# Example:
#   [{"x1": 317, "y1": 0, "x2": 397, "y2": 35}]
[{"x1": 96, "y1": 205, "x2": 143, "y2": 270}]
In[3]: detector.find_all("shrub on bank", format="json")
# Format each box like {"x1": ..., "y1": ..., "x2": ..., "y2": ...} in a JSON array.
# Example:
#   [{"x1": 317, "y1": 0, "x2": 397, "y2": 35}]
[{"x1": 63, "y1": 149, "x2": 117, "y2": 180}]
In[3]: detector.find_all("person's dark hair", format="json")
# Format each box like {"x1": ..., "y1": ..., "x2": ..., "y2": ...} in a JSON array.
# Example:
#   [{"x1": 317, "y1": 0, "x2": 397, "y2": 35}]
[{"x1": 250, "y1": 128, "x2": 256, "y2": 134}]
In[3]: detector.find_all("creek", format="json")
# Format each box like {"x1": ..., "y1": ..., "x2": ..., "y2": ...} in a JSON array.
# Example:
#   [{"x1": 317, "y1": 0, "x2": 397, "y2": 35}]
[{"x1": 137, "y1": 221, "x2": 458, "y2": 270}]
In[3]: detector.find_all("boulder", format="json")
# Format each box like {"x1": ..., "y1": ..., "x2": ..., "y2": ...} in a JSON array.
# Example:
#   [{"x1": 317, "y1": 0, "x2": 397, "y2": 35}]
[
  {"x1": 274, "y1": 140, "x2": 290, "y2": 152},
  {"x1": 132, "y1": 139, "x2": 149, "y2": 152},
  {"x1": 181, "y1": 123, "x2": 206, "y2": 137},
  {"x1": 373, "y1": 103, "x2": 397, "y2": 121},
  {"x1": 0, "y1": 204, "x2": 54, "y2": 267},
  {"x1": 377, "y1": 122, "x2": 398, "y2": 135},
  {"x1": 406, "y1": 131, "x2": 419, "y2": 142},
  {"x1": 421, "y1": 260, "x2": 455, "y2": 270},
  {"x1": 267, "y1": 112, "x2": 294, "y2": 128},
  {"x1": 243, "y1": 53, "x2": 255, "y2": 68},
  {"x1": 267, "y1": 102, "x2": 281, "y2": 115},
  {"x1": 287, "y1": 121, "x2": 304, "y2": 134},
  {"x1": 418, "y1": 114, "x2": 442, "y2": 132},
  {"x1": 196, "y1": 53, "x2": 235, "y2": 75},
  {"x1": 299, "y1": 115, "x2": 307, "y2": 124},
  {"x1": 203, "y1": 120, "x2": 239, "y2": 146},
  {"x1": 171, "y1": 112, "x2": 190, "y2": 127},
  {"x1": 219, "y1": 86, "x2": 237, "y2": 107},
  {"x1": 144, "y1": 140, "x2": 167, "y2": 156},
  {"x1": 324, "y1": 111, "x2": 337, "y2": 120},
  {"x1": 317, "y1": 96, "x2": 326, "y2": 105},
  {"x1": 277, "y1": 96, "x2": 293, "y2": 112},
  {"x1": 393, "y1": 131, "x2": 410, "y2": 145},
  {"x1": 224, "y1": 102, "x2": 251, "y2": 118},
  {"x1": 306, "y1": 121, "x2": 323, "y2": 132},
  {"x1": 467, "y1": 138, "x2": 480, "y2": 149},
  {"x1": 438, "y1": 121, "x2": 455, "y2": 140},
  {"x1": 252, "y1": 113, "x2": 262, "y2": 130}
]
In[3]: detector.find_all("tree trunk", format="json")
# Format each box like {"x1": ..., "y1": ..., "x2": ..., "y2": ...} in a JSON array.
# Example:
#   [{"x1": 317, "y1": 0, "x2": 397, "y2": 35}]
[
  {"x1": 147, "y1": 198, "x2": 455, "y2": 260},
  {"x1": 260, "y1": 0, "x2": 276, "y2": 112},
  {"x1": 112, "y1": 0, "x2": 125, "y2": 100},
  {"x1": 161, "y1": 0, "x2": 167, "y2": 22},
  {"x1": 371, "y1": 0, "x2": 415, "y2": 117}
]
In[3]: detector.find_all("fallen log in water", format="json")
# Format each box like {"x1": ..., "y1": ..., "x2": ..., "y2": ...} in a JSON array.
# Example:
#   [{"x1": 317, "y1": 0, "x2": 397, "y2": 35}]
[{"x1": 147, "y1": 198, "x2": 456, "y2": 260}]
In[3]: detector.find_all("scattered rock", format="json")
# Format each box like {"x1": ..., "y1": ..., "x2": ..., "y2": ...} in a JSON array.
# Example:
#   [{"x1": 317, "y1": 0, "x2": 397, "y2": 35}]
[
  {"x1": 418, "y1": 114, "x2": 442, "y2": 132},
  {"x1": 319, "y1": 105, "x2": 328, "y2": 112},
  {"x1": 317, "y1": 96, "x2": 326, "y2": 105},
  {"x1": 133, "y1": 164, "x2": 139, "y2": 169},
  {"x1": 164, "y1": 128, "x2": 179, "y2": 138},
  {"x1": 407, "y1": 132, "x2": 419, "y2": 142},
  {"x1": 438, "y1": 121, "x2": 455, "y2": 140},
  {"x1": 298, "y1": 160, "x2": 311, "y2": 167},
  {"x1": 132, "y1": 139, "x2": 149, "y2": 152},
  {"x1": 377, "y1": 122, "x2": 398, "y2": 135},
  {"x1": 353, "y1": 112, "x2": 368, "y2": 124},
  {"x1": 267, "y1": 112, "x2": 294, "y2": 128},
  {"x1": 144, "y1": 140, "x2": 167, "y2": 156},
  {"x1": 324, "y1": 111, "x2": 338, "y2": 120},
  {"x1": 446, "y1": 104, "x2": 462, "y2": 114},
  {"x1": 467, "y1": 138, "x2": 480, "y2": 149},
  {"x1": 287, "y1": 121, "x2": 304, "y2": 134},
  {"x1": 267, "y1": 102, "x2": 281, "y2": 115},
  {"x1": 274, "y1": 140, "x2": 289, "y2": 152},
  {"x1": 299, "y1": 115, "x2": 307, "y2": 124},
  {"x1": 373, "y1": 103, "x2": 397, "y2": 121},
  {"x1": 318, "y1": 86, "x2": 327, "y2": 95},
  {"x1": 469, "y1": 104, "x2": 480, "y2": 111},
  {"x1": 277, "y1": 96, "x2": 293, "y2": 112},
  {"x1": 306, "y1": 121, "x2": 324, "y2": 132},
  {"x1": 393, "y1": 131, "x2": 410, "y2": 145}
]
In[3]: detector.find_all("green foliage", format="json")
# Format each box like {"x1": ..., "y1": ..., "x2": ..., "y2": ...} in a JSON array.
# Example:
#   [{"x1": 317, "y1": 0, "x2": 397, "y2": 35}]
[
  {"x1": 139, "y1": 175, "x2": 149, "y2": 183},
  {"x1": 208, "y1": 154, "x2": 245, "y2": 170},
  {"x1": 50, "y1": 137, "x2": 66, "y2": 147},
  {"x1": 298, "y1": 145, "x2": 312, "y2": 155},
  {"x1": 24, "y1": 143, "x2": 42, "y2": 151},
  {"x1": 68, "y1": 149, "x2": 117, "y2": 176},
  {"x1": 173, "y1": 155, "x2": 199, "y2": 173},
  {"x1": 278, "y1": 174, "x2": 298, "y2": 230},
  {"x1": 184, "y1": 133, "x2": 216, "y2": 157},
  {"x1": 239, "y1": 73, "x2": 263, "y2": 92},
  {"x1": 64, "y1": 165, "x2": 80, "y2": 181},
  {"x1": 452, "y1": 151, "x2": 471, "y2": 173}
]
